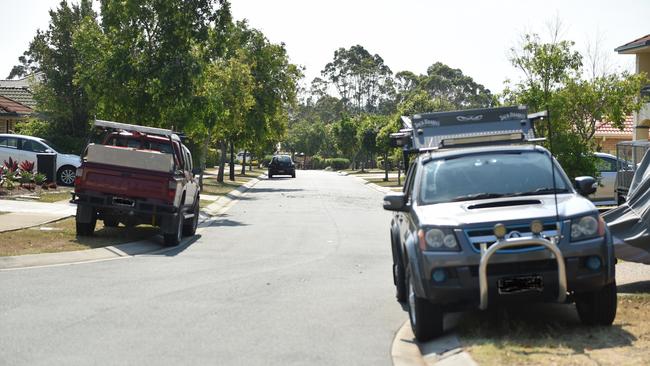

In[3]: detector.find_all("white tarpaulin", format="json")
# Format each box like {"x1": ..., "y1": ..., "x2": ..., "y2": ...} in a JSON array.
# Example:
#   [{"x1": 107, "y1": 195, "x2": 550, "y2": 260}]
[{"x1": 603, "y1": 149, "x2": 650, "y2": 264}]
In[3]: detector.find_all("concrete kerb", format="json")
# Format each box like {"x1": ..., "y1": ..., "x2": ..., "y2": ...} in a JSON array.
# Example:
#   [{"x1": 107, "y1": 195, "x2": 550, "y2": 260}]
[
  {"x1": 392, "y1": 320, "x2": 478, "y2": 366},
  {"x1": 0, "y1": 213, "x2": 74, "y2": 234},
  {"x1": 0, "y1": 175, "x2": 263, "y2": 270}
]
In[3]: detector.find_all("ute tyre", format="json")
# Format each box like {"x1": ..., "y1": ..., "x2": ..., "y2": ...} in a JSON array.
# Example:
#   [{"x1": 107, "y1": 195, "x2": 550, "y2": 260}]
[
  {"x1": 76, "y1": 216, "x2": 97, "y2": 236},
  {"x1": 183, "y1": 200, "x2": 199, "y2": 236},
  {"x1": 163, "y1": 215, "x2": 184, "y2": 247},
  {"x1": 394, "y1": 260, "x2": 407, "y2": 302},
  {"x1": 407, "y1": 269, "x2": 443, "y2": 342},
  {"x1": 576, "y1": 281, "x2": 617, "y2": 326}
]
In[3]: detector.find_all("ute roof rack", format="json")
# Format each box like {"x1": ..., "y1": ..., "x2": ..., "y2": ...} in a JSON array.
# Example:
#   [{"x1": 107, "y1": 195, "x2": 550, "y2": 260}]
[
  {"x1": 390, "y1": 106, "x2": 547, "y2": 153},
  {"x1": 94, "y1": 119, "x2": 181, "y2": 139}
]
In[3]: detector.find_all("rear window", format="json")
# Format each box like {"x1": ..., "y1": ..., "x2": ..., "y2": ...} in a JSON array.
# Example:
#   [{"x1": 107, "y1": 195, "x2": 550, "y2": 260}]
[
  {"x1": 105, "y1": 136, "x2": 172, "y2": 154},
  {"x1": 275, "y1": 156, "x2": 292, "y2": 164}
]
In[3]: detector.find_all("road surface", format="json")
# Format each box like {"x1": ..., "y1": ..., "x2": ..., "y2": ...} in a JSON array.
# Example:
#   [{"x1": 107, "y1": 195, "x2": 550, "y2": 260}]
[{"x1": 0, "y1": 170, "x2": 405, "y2": 365}]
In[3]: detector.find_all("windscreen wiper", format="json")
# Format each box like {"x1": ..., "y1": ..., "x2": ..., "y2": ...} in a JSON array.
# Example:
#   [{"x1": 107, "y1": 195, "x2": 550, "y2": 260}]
[
  {"x1": 450, "y1": 193, "x2": 505, "y2": 202},
  {"x1": 507, "y1": 187, "x2": 570, "y2": 197}
]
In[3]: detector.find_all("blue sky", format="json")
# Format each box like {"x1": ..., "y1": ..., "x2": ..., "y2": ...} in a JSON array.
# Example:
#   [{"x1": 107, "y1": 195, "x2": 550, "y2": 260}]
[{"x1": 2, "y1": 0, "x2": 648, "y2": 93}]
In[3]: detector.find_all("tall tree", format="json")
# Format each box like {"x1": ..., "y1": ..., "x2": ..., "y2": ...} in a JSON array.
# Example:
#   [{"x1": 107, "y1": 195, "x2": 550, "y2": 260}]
[
  {"x1": 321, "y1": 45, "x2": 393, "y2": 113},
  {"x1": 10, "y1": 0, "x2": 97, "y2": 153}
]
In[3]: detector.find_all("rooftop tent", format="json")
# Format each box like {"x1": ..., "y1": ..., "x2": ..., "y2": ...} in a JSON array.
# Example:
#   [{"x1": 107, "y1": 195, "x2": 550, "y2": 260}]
[
  {"x1": 394, "y1": 106, "x2": 537, "y2": 151},
  {"x1": 603, "y1": 148, "x2": 650, "y2": 264}
]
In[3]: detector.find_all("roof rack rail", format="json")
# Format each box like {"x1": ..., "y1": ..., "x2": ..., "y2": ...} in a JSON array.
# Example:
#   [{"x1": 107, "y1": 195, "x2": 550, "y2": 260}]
[
  {"x1": 94, "y1": 119, "x2": 179, "y2": 138},
  {"x1": 390, "y1": 106, "x2": 547, "y2": 153}
]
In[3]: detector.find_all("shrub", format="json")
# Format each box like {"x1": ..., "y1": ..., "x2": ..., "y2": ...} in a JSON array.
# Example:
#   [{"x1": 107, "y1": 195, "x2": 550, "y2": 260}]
[
  {"x1": 205, "y1": 148, "x2": 220, "y2": 168},
  {"x1": 19, "y1": 160, "x2": 35, "y2": 173},
  {"x1": 311, "y1": 155, "x2": 326, "y2": 169},
  {"x1": 3, "y1": 157, "x2": 18, "y2": 173},
  {"x1": 261, "y1": 155, "x2": 274, "y2": 167},
  {"x1": 327, "y1": 158, "x2": 350, "y2": 170},
  {"x1": 34, "y1": 173, "x2": 47, "y2": 185}
]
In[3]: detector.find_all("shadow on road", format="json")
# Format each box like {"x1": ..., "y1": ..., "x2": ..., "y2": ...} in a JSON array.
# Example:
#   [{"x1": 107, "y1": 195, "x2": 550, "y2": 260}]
[
  {"x1": 206, "y1": 218, "x2": 248, "y2": 227},
  {"x1": 156, "y1": 234, "x2": 202, "y2": 257},
  {"x1": 618, "y1": 280, "x2": 650, "y2": 294},
  {"x1": 246, "y1": 187, "x2": 304, "y2": 194}
]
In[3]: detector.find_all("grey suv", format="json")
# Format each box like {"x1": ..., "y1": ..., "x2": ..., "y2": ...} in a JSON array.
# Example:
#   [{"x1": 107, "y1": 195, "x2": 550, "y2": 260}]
[{"x1": 384, "y1": 109, "x2": 616, "y2": 341}]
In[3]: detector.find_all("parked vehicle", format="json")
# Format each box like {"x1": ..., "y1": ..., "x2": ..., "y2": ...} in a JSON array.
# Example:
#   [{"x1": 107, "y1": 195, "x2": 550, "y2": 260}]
[
  {"x1": 0, "y1": 133, "x2": 81, "y2": 185},
  {"x1": 385, "y1": 107, "x2": 616, "y2": 341},
  {"x1": 615, "y1": 140, "x2": 650, "y2": 204},
  {"x1": 268, "y1": 155, "x2": 296, "y2": 178},
  {"x1": 73, "y1": 120, "x2": 200, "y2": 246},
  {"x1": 590, "y1": 152, "x2": 631, "y2": 206}
]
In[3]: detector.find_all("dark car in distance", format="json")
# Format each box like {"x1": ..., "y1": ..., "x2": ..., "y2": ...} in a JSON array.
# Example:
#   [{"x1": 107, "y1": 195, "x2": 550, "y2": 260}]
[{"x1": 268, "y1": 155, "x2": 295, "y2": 178}]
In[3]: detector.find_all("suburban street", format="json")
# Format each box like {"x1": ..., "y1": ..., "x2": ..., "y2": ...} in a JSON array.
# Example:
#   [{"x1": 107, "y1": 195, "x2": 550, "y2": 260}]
[{"x1": 0, "y1": 171, "x2": 406, "y2": 365}]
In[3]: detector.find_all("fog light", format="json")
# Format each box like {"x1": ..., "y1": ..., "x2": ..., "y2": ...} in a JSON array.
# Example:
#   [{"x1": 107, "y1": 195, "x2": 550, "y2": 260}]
[
  {"x1": 586, "y1": 256, "x2": 601, "y2": 271},
  {"x1": 432, "y1": 269, "x2": 447, "y2": 283},
  {"x1": 531, "y1": 220, "x2": 544, "y2": 235},
  {"x1": 494, "y1": 223, "x2": 507, "y2": 239}
]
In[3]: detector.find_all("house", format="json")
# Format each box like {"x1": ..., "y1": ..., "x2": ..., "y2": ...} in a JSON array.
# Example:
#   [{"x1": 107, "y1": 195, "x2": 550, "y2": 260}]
[
  {"x1": 615, "y1": 34, "x2": 650, "y2": 140},
  {"x1": 0, "y1": 73, "x2": 39, "y2": 133},
  {"x1": 0, "y1": 95, "x2": 33, "y2": 133},
  {"x1": 594, "y1": 115, "x2": 634, "y2": 154}
]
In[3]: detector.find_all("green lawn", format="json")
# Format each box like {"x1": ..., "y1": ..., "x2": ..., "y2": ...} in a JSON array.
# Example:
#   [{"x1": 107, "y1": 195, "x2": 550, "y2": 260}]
[
  {"x1": 38, "y1": 191, "x2": 73, "y2": 203},
  {"x1": 200, "y1": 169, "x2": 261, "y2": 196}
]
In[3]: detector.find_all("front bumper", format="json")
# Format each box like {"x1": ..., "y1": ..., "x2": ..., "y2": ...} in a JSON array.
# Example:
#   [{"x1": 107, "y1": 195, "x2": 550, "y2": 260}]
[{"x1": 416, "y1": 234, "x2": 612, "y2": 309}]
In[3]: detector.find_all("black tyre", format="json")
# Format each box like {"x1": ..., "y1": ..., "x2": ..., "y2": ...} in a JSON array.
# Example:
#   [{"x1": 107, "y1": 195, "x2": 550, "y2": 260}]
[
  {"x1": 292, "y1": 172, "x2": 296, "y2": 178},
  {"x1": 104, "y1": 218, "x2": 119, "y2": 228},
  {"x1": 576, "y1": 281, "x2": 617, "y2": 326},
  {"x1": 76, "y1": 216, "x2": 97, "y2": 236},
  {"x1": 407, "y1": 269, "x2": 444, "y2": 342},
  {"x1": 163, "y1": 215, "x2": 184, "y2": 247},
  {"x1": 57, "y1": 165, "x2": 77, "y2": 186},
  {"x1": 268, "y1": 172, "x2": 273, "y2": 178},
  {"x1": 183, "y1": 200, "x2": 199, "y2": 236},
  {"x1": 392, "y1": 235, "x2": 407, "y2": 302}
]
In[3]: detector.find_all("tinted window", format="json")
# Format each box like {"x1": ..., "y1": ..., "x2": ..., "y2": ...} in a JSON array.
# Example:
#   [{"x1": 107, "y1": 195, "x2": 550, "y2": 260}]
[
  {"x1": 277, "y1": 156, "x2": 292, "y2": 164},
  {"x1": 0, "y1": 137, "x2": 18, "y2": 148},
  {"x1": 419, "y1": 151, "x2": 570, "y2": 205},
  {"x1": 21, "y1": 139, "x2": 48, "y2": 153}
]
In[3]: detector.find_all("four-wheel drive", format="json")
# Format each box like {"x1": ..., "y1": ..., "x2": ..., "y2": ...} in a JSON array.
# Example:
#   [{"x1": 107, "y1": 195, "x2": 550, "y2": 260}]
[
  {"x1": 385, "y1": 107, "x2": 616, "y2": 341},
  {"x1": 73, "y1": 120, "x2": 200, "y2": 246}
]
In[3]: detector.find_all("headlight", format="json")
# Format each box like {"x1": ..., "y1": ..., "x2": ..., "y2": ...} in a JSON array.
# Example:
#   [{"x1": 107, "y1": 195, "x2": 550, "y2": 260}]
[
  {"x1": 570, "y1": 216, "x2": 603, "y2": 241},
  {"x1": 418, "y1": 228, "x2": 459, "y2": 251}
]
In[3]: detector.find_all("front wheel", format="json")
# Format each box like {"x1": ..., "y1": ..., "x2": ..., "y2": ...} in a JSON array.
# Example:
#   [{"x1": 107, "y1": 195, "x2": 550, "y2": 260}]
[
  {"x1": 576, "y1": 281, "x2": 617, "y2": 326},
  {"x1": 183, "y1": 200, "x2": 199, "y2": 236},
  {"x1": 407, "y1": 269, "x2": 443, "y2": 342},
  {"x1": 163, "y1": 215, "x2": 184, "y2": 247}
]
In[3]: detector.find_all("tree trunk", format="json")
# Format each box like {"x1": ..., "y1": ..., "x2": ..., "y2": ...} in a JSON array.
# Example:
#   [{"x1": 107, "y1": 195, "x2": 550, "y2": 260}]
[
  {"x1": 383, "y1": 151, "x2": 388, "y2": 182},
  {"x1": 240, "y1": 149, "x2": 247, "y2": 175},
  {"x1": 229, "y1": 141, "x2": 235, "y2": 181},
  {"x1": 249, "y1": 153, "x2": 253, "y2": 172},
  {"x1": 217, "y1": 139, "x2": 226, "y2": 183},
  {"x1": 199, "y1": 131, "x2": 210, "y2": 191}
]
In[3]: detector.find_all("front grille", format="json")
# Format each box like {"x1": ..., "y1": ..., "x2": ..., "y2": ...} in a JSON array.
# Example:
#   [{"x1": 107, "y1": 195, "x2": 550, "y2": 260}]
[
  {"x1": 465, "y1": 222, "x2": 559, "y2": 253},
  {"x1": 469, "y1": 259, "x2": 558, "y2": 276}
]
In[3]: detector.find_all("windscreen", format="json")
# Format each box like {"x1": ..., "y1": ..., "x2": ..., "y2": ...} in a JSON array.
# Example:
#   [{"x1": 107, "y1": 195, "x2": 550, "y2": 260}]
[{"x1": 419, "y1": 151, "x2": 570, "y2": 205}]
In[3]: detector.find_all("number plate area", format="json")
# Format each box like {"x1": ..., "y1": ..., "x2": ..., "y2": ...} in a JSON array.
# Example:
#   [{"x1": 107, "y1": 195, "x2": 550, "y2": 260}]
[
  {"x1": 497, "y1": 275, "x2": 543, "y2": 294},
  {"x1": 112, "y1": 196, "x2": 135, "y2": 207}
]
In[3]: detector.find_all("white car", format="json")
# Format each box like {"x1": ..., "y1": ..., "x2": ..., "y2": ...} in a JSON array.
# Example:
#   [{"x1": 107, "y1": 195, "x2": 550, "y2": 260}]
[{"x1": 0, "y1": 134, "x2": 81, "y2": 185}]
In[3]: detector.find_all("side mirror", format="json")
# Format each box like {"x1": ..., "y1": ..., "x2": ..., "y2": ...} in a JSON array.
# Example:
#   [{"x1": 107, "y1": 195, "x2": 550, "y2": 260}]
[
  {"x1": 383, "y1": 192, "x2": 407, "y2": 211},
  {"x1": 192, "y1": 168, "x2": 203, "y2": 176},
  {"x1": 45, "y1": 149, "x2": 54, "y2": 153},
  {"x1": 574, "y1": 176, "x2": 597, "y2": 196}
]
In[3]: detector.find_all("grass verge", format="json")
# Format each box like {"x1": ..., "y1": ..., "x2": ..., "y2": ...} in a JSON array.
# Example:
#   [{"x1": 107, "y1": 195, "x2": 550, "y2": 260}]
[
  {"x1": 364, "y1": 177, "x2": 404, "y2": 189},
  {"x1": 38, "y1": 191, "x2": 73, "y2": 203},
  {"x1": 457, "y1": 294, "x2": 650, "y2": 365},
  {"x1": 200, "y1": 169, "x2": 260, "y2": 196},
  {"x1": 0, "y1": 218, "x2": 159, "y2": 257}
]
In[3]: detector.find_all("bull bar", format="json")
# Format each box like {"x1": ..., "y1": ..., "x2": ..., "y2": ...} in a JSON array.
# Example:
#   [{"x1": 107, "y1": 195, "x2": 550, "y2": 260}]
[{"x1": 478, "y1": 235, "x2": 567, "y2": 310}]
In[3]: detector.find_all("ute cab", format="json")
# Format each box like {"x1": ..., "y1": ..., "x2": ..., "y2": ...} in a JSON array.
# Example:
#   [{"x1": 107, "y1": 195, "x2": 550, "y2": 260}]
[{"x1": 385, "y1": 106, "x2": 616, "y2": 341}]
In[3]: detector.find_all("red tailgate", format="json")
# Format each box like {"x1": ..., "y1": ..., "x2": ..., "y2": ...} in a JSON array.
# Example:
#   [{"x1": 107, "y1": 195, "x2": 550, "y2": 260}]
[{"x1": 80, "y1": 163, "x2": 172, "y2": 203}]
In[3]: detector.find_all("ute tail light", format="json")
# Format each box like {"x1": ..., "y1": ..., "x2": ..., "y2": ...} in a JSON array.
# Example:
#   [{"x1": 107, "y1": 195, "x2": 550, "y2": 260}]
[
  {"x1": 167, "y1": 180, "x2": 177, "y2": 202},
  {"x1": 74, "y1": 167, "x2": 84, "y2": 186}
]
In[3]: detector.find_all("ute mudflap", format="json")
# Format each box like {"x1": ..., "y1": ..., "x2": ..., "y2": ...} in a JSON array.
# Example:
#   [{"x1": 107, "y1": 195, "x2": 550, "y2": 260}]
[
  {"x1": 78, "y1": 162, "x2": 173, "y2": 203},
  {"x1": 478, "y1": 235, "x2": 567, "y2": 310}
]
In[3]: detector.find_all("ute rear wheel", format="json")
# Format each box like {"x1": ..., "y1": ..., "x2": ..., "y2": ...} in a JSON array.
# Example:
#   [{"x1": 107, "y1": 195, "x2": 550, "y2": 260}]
[
  {"x1": 407, "y1": 268, "x2": 443, "y2": 342},
  {"x1": 163, "y1": 215, "x2": 183, "y2": 247},
  {"x1": 576, "y1": 281, "x2": 617, "y2": 326},
  {"x1": 76, "y1": 216, "x2": 97, "y2": 236}
]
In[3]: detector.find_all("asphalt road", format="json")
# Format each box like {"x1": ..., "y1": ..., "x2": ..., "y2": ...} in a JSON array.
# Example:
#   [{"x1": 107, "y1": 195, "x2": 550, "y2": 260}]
[{"x1": 0, "y1": 171, "x2": 405, "y2": 365}]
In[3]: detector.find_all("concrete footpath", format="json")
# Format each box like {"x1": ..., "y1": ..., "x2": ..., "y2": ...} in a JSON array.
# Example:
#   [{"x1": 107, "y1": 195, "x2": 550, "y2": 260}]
[
  {"x1": 0, "y1": 200, "x2": 76, "y2": 233},
  {"x1": 0, "y1": 176, "x2": 262, "y2": 270}
]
